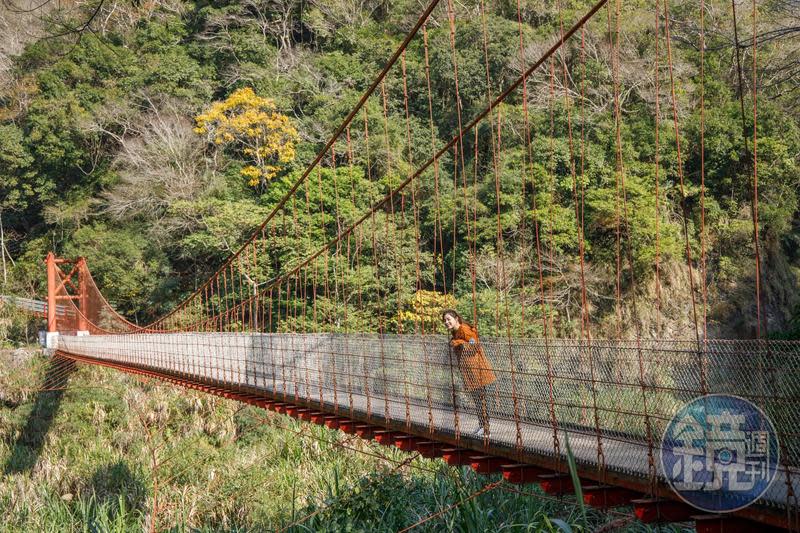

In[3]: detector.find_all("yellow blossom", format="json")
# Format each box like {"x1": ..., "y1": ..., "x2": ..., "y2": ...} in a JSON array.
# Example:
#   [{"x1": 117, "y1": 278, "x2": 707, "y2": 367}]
[{"x1": 195, "y1": 87, "x2": 299, "y2": 189}]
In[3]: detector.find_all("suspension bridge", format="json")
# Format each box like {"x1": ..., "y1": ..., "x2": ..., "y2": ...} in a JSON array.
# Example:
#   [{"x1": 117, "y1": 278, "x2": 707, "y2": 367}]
[{"x1": 9, "y1": 0, "x2": 800, "y2": 530}]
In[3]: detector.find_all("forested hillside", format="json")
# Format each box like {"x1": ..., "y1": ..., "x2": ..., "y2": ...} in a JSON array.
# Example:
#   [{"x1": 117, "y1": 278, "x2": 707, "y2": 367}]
[{"x1": 1, "y1": 0, "x2": 798, "y2": 340}]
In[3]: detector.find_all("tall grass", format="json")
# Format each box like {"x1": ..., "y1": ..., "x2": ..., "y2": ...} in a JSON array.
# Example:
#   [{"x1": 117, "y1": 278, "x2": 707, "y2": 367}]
[{"x1": 0, "y1": 351, "x2": 690, "y2": 531}]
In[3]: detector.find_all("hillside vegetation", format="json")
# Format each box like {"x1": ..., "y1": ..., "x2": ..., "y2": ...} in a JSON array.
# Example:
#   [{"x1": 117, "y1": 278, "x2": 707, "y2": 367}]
[{"x1": 0, "y1": 0, "x2": 797, "y2": 339}]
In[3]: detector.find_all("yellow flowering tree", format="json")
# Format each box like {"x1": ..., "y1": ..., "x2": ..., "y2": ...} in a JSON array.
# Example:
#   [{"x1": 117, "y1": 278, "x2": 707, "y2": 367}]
[
  {"x1": 395, "y1": 290, "x2": 457, "y2": 332},
  {"x1": 194, "y1": 87, "x2": 298, "y2": 188}
]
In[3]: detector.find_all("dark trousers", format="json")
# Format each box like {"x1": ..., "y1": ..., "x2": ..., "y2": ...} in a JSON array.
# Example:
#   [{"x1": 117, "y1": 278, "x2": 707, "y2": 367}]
[{"x1": 467, "y1": 383, "x2": 495, "y2": 432}]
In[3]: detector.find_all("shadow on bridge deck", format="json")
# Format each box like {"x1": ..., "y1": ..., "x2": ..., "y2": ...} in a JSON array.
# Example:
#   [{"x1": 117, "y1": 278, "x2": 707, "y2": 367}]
[{"x1": 3, "y1": 356, "x2": 76, "y2": 475}]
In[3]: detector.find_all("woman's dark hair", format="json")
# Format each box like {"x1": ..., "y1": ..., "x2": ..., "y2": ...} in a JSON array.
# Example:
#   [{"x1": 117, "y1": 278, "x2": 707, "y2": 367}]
[{"x1": 441, "y1": 309, "x2": 463, "y2": 325}]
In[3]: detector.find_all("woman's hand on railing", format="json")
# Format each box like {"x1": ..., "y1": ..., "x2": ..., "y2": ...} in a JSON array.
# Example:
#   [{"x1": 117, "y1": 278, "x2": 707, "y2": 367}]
[{"x1": 449, "y1": 338, "x2": 466, "y2": 348}]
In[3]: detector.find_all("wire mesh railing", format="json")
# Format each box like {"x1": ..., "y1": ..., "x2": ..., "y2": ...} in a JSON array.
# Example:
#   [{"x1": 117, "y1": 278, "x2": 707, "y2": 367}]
[{"x1": 57, "y1": 333, "x2": 800, "y2": 512}]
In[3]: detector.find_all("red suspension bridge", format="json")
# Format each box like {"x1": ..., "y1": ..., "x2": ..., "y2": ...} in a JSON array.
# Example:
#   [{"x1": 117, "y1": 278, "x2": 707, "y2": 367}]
[{"x1": 12, "y1": 0, "x2": 800, "y2": 530}]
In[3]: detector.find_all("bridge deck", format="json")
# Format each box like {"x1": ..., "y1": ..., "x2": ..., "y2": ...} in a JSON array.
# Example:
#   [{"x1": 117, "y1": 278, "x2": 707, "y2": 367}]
[{"x1": 57, "y1": 333, "x2": 800, "y2": 519}]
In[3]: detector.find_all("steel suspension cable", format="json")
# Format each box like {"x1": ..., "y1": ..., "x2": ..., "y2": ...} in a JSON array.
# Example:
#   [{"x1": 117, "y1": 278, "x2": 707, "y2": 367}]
[
  {"x1": 546, "y1": 58, "x2": 558, "y2": 336},
  {"x1": 515, "y1": 0, "x2": 530, "y2": 334},
  {"x1": 654, "y1": 0, "x2": 662, "y2": 336},
  {"x1": 401, "y1": 50, "x2": 423, "y2": 334},
  {"x1": 421, "y1": 24, "x2": 448, "y2": 296},
  {"x1": 475, "y1": 0, "x2": 520, "y2": 450},
  {"x1": 605, "y1": 3, "x2": 623, "y2": 340},
  {"x1": 699, "y1": 0, "x2": 709, "y2": 341},
  {"x1": 555, "y1": 0, "x2": 591, "y2": 434},
  {"x1": 513, "y1": 5, "x2": 555, "y2": 459},
  {"x1": 750, "y1": 0, "x2": 765, "y2": 339},
  {"x1": 444, "y1": 0, "x2": 464, "y2": 300},
  {"x1": 544, "y1": 56, "x2": 562, "y2": 463},
  {"x1": 609, "y1": 0, "x2": 657, "y2": 490},
  {"x1": 663, "y1": 0, "x2": 706, "y2": 394},
  {"x1": 476, "y1": 0, "x2": 501, "y2": 333},
  {"x1": 575, "y1": 11, "x2": 604, "y2": 477},
  {"x1": 472, "y1": 128, "x2": 480, "y2": 326},
  {"x1": 577, "y1": 27, "x2": 590, "y2": 342},
  {"x1": 556, "y1": 0, "x2": 582, "y2": 339}
]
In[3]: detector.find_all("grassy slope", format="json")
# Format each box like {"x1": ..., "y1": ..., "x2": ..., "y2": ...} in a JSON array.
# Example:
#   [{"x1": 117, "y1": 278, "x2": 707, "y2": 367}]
[{"x1": 0, "y1": 349, "x2": 687, "y2": 532}]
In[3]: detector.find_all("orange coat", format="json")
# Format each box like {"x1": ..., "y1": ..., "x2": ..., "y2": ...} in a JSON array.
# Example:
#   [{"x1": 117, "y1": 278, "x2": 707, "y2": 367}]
[{"x1": 450, "y1": 323, "x2": 497, "y2": 391}]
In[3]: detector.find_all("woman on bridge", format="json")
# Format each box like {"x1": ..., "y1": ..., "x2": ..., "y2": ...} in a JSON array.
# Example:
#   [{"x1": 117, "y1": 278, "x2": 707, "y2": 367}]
[{"x1": 442, "y1": 309, "x2": 497, "y2": 438}]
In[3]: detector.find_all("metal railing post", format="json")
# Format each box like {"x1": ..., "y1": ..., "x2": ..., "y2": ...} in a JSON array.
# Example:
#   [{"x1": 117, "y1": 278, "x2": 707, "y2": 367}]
[
  {"x1": 46, "y1": 252, "x2": 57, "y2": 333},
  {"x1": 77, "y1": 257, "x2": 88, "y2": 333}
]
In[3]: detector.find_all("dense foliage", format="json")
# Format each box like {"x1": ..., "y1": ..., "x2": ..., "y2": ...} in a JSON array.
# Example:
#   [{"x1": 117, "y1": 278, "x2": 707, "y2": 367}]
[{"x1": 0, "y1": 0, "x2": 798, "y2": 338}]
